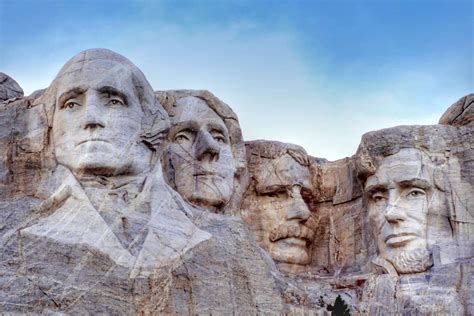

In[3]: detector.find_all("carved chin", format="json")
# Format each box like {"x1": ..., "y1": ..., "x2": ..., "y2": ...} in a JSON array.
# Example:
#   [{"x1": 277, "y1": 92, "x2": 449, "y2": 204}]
[
  {"x1": 179, "y1": 179, "x2": 233, "y2": 209},
  {"x1": 69, "y1": 151, "x2": 136, "y2": 175},
  {"x1": 268, "y1": 240, "x2": 311, "y2": 265},
  {"x1": 387, "y1": 248, "x2": 433, "y2": 274}
]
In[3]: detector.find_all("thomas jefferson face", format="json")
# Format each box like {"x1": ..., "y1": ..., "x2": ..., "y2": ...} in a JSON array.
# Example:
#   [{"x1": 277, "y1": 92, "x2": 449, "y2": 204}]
[
  {"x1": 365, "y1": 149, "x2": 433, "y2": 271},
  {"x1": 52, "y1": 64, "x2": 152, "y2": 177},
  {"x1": 165, "y1": 96, "x2": 236, "y2": 211},
  {"x1": 243, "y1": 154, "x2": 315, "y2": 265}
]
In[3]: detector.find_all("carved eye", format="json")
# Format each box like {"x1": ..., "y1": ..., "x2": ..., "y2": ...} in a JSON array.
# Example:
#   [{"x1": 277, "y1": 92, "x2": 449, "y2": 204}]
[
  {"x1": 371, "y1": 193, "x2": 386, "y2": 204},
  {"x1": 210, "y1": 131, "x2": 226, "y2": 143},
  {"x1": 406, "y1": 189, "x2": 426, "y2": 199},
  {"x1": 263, "y1": 189, "x2": 287, "y2": 199},
  {"x1": 108, "y1": 98, "x2": 124, "y2": 106},
  {"x1": 213, "y1": 135, "x2": 225, "y2": 143},
  {"x1": 174, "y1": 133, "x2": 190, "y2": 143},
  {"x1": 173, "y1": 129, "x2": 194, "y2": 144},
  {"x1": 64, "y1": 101, "x2": 80, "y2": 109},
  {"x1": 175, "y1": 135, "x2": 188, "y2": 141}
]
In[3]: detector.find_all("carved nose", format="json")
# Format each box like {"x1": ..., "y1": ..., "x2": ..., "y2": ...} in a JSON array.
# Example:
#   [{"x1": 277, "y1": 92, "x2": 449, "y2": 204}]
[
  {"x1": 286, "y1": 187, "x2": 311, "y2": 221},
  {"x1": 385, "y1": 202, "x2": 407, "y2": 224},
  {"x1": 194, "y1": 131, "x2": 220, "y2": 162},
  {"x1": 384, "y1": 192, "x2": 407, "y2": 223},
  {"x1": 83, "y1": 93, "x2": 105, "y2": 130}
]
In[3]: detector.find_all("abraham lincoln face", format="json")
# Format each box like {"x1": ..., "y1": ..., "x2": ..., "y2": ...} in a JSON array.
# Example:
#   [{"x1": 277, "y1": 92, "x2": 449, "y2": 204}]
[{"x1": 365, "y1": 149, "x2": 436, "y2": 273}]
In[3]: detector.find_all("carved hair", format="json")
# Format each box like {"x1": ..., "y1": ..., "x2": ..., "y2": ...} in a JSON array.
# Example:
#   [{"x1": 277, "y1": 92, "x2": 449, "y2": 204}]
[
  {"x1": 354, "y1": 126, "x2": 450, "y2": 191},
  {"x1": 245, "y1": 140, "x2": 310, "y2": 172}
]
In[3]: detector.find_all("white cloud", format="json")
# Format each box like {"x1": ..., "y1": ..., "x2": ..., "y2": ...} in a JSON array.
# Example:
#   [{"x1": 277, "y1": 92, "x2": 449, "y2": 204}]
[{"x1": 1, "y1": 19, "x2": 469, "y2": 161}]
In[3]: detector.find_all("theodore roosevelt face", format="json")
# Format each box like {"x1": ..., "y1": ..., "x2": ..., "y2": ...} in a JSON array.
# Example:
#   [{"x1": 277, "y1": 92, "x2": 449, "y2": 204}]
[{"x1": 243, "y1": 153, "x2": 315, "y2": 265}]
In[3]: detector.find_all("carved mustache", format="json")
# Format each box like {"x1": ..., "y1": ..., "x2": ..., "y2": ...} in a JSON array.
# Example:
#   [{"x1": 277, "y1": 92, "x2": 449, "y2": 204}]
[{"x1": 269, "y1": 223, "x2": 315, "y2": 243}]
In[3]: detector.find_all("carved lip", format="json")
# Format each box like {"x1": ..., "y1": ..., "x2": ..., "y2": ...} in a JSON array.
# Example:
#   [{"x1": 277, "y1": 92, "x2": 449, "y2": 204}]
[
  {"x1": 384, "y1": 232, "x2": 417, "y2": 245},
  {"x1": 278, "y1": 237, "x2": 307, "y2": 247},
  {"x1": 77, "y1": 138, "x2": 110, "y2": 146}
]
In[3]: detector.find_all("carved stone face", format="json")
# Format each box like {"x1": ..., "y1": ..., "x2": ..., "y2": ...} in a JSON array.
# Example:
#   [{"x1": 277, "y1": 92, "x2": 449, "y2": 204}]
[
  {"x1": 243, "y1": 154, "x2": 315, "y2": 265},
  {"x1": 52, "y1": 64, "x2": 152, "y2": 177},
  {"x1": 365, "y1": 148, "x2": 434, "y2": 273},
  {"x1": 165, "y1": 96, "x2": 236, "y2": 211}
]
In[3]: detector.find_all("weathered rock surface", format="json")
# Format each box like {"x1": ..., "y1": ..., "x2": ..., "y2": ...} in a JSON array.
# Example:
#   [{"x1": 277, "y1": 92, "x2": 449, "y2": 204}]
[
  {"x1": 439, "y1": 93, "x2": 474, "y2": 127},
  {"x1": 0, "y1": 72, "x2": 23, "y2": 102},
  {"x1": 0, "y1": 50, "x2": 472, "y2": 315}
]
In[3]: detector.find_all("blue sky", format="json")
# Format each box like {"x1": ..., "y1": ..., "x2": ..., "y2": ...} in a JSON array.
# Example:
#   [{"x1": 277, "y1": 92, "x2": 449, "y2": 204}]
[{"x1": 1, "y1": 0, "x2": 472, "y2": 160}]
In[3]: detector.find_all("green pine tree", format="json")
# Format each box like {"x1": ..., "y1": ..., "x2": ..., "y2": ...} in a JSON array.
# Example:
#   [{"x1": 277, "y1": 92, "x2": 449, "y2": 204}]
[{"x1": 326, "y1": 295, "x2": 351, "y2": 316}]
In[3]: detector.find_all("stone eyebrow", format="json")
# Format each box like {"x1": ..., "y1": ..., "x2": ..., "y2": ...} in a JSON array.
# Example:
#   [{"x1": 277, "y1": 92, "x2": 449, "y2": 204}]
[
  {"x1": 207, "y1": 122, "x2": 229, "y2": 138},
  {"x1": 398, "y1": 178, "x2": 431, "y2": 189},
  {"x1": 168, "y1": 121, "x2": 199, "y2": 136},
  {"x1": 171, "y1": 120, "x2": 199, "y2": 130},
  {"x1": 364, "y1": 183, "x2": 387, "y2": 194},
  {"x1": 97, "y1": 86, "x2": 129, "y2": 105},
  {"x1": 57, "y1": 87, "x2": 86, "y2": 108}
]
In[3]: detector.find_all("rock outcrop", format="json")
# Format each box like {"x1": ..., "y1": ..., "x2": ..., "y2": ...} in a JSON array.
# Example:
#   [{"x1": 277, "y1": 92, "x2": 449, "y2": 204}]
[
  {"x1": 0, "y1": 72, "x2": 23, "y2": 102},
  {"x1": 439, "y1": 93, "x2": 474, "y2": 127}
]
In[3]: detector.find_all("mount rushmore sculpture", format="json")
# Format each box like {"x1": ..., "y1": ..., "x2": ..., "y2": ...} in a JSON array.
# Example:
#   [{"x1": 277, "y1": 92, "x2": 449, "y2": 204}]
[{"x1": 0, "y1": 49, "x2": 472, "y2": 314}]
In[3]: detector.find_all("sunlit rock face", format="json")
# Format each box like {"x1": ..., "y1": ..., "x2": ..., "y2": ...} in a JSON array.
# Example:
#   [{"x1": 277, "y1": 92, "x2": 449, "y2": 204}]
[
  {"x1": 0, "y1": 72, "x2": 23, "y2": 102},
  {"x1": 356, "y1": 125, "x2": 474, "y2": 315},
  {"x1": 439, "y1": 93, "x2": 474, "y2": 127},
  {"x1": 157, "y1": 89, "x2": 247, "y2": 215},
  {"x1": 0, "y1": 49, "x2": 472, "y2": 315},
  {"x1": 0, "y1": 49, "x2": 288, "y2": 315},
  {"x1": 241, "y1": 141, "x2": 317, "y2": 267}
]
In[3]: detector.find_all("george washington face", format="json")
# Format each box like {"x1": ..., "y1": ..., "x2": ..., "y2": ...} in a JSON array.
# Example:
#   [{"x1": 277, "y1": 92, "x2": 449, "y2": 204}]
[{"x1": 52, "y1": 64, "x2": 152, "y2": 177}]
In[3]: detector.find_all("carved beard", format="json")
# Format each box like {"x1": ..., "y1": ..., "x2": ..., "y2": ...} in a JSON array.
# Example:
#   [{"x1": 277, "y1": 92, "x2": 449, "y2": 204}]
[{"x1": 386, "y1": 248, "x2": 433, "y2": 274}]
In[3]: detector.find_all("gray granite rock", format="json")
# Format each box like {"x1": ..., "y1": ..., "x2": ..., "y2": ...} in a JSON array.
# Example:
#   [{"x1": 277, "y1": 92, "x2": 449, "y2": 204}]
[
  {"x1": 0, "y1": 72, "x2": 23, "y2": 102},
  {"x1": 0, "y1": 48, "x2": 472, "y2": 315},
  {"x1": 439, "y1": 93, "x2": 474, "y2": 127}
]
